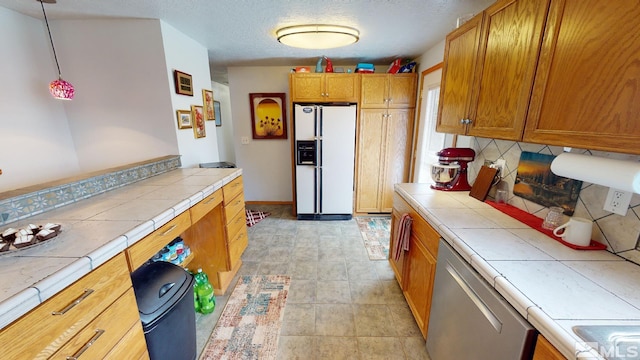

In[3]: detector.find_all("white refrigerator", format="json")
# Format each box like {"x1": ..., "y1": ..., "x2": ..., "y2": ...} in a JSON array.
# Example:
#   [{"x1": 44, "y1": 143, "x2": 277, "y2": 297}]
[{"x1": 294, "y1": 104, "x2": 357, "y2": 220}]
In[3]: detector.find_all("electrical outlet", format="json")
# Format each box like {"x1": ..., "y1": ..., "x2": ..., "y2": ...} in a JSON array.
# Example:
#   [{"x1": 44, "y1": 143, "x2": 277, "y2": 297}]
[
  {"x1": 489, "y1": 159, "x2": 506, "y2": 177},
  {"x1": 603, "y1": 187, "x2": 633, "y2": 215}
]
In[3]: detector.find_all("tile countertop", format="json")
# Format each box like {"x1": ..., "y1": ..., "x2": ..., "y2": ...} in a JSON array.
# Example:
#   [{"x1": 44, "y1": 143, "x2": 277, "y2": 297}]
[
  {"x1": 395, "y1": 183, "x2": 640, "y2": 360},
  {"x1": 0, "y1": 167, "x2": 242, "y2": 329}
]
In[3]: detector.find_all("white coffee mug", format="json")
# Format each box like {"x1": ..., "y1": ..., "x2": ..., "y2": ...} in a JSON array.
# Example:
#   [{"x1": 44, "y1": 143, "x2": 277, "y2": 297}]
[{"x1": 552, "y1": 217, "x2": 593, "y2": 246}]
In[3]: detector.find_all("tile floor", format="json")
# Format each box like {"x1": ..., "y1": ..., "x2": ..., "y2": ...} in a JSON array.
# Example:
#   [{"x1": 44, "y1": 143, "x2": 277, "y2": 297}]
[{"x1": 194, "y1": 204, "x2": 431, "y2": 359}]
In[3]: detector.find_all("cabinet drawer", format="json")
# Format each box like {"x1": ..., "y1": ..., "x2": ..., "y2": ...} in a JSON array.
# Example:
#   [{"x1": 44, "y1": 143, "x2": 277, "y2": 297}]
[
  {"x1": 224, "y1": 192, "x2": 245, "y2": 224},
  {"x1": 0, "y1": 253, "x2": 131, "y2": 360},
  {"x1": 126, "y1": 211, "x2": 191, "y2": 270},
  {"x1": 223, "y1": 176, "x2": 244, "y2": 204},
  {"x1": 226, "y1": 208, "x2": 246, "y2": 241},
  {"x1": 51, "y1": 289, "x2": 140, "y2": 360},
  {"x1": 392, "y1": 193, "x2": 439, "y2": 257},
  {"x1": 104, "y1": 319, "x2": 149, "y2": 359},
  {"x1": 190, "y1": 188, "x2": 223, "y2": 224},
  {"x1": 228, "y1": 226, "x2": 248, "y2": 268}
]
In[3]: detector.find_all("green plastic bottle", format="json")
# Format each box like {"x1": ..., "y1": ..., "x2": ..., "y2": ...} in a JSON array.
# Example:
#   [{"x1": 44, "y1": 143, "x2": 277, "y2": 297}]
[{"x1": 194, "y1": 269, "x2": 215, "y2": 314}]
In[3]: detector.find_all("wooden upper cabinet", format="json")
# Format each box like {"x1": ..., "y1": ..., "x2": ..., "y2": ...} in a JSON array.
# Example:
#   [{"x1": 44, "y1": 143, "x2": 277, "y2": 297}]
[
  {"x1": 469, "y1": 0, "x2": 549, "y2": 140},
  {"x1": 360, "y1": 74, "x2": 417, "y2": 109},
  {"x1": 437, "y1": 13, "x2": 484, "y2": 134},
  {"x1": 324, "y1": 74, "x2": 360, "y2": 101},
  {"x1": 523, "y1": 0, "x2": 640, "y2": 154},
  {"x1": 437, "y1": 0, "x2": 549, "y2": 140},
  {"x1": 290, "y1": 73, "x2": 359, "y2": 102}
]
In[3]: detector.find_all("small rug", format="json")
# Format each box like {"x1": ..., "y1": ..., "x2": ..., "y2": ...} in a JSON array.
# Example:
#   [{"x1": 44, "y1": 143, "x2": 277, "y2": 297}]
[
  {"x1": 199, "y1": 275, "x2": 290, "y2": 360},
  {"x1": 245, "y1": 209, "x2": 270, "y2": 227},
  {"x1": 355, "y1": 216, "x2": 391, "y2": 260}
]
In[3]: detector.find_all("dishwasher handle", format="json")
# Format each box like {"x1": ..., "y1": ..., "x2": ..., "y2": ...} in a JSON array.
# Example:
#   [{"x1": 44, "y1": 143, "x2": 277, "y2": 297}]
[{"x1": 446, "y1": 262, "x2": 503, "y2": 333}]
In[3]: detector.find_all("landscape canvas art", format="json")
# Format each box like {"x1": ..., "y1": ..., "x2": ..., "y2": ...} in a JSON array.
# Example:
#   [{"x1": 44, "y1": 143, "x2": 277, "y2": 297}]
[{"x1": 513, "y1": 151, "x2": 582, "y2": 215}]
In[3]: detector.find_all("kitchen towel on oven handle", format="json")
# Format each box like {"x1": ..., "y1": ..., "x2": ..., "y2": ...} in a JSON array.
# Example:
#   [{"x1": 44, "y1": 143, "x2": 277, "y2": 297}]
[{"x1": 393, "y1": 213, "x2": 412, "y2": 261}]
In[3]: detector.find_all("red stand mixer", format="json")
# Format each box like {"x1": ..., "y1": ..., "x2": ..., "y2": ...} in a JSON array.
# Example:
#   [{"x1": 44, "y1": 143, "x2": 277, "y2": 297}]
[{"x1": 430, "y1": 148, "x2": 476, "y2": 191}]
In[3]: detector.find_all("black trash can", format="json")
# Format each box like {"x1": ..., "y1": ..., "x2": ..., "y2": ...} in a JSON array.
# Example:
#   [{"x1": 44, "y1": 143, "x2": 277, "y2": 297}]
[{"x1": 131, "y1": 261, "x2": 196, "y2": 360}]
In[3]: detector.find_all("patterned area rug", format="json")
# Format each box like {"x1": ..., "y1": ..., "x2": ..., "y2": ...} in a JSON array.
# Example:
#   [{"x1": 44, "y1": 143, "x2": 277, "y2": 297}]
[
  {"x1": 355, "y1": 216, "x2": 391, "y2": 260},
  {"x1": 199, "y1": 275, "x2": 290, "y2": 360}
]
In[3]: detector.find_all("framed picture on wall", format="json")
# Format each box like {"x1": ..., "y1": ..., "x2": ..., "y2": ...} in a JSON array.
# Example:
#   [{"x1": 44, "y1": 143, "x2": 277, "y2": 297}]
[
  {"x1": 176, "y1": 110, "x2": 192, "y2": 129},
  {"x1": 214, "y1": 101, "x2": 222, "y2": 127},
  {"x1": 249, "y1": 93, "x2": 287, "y2": 139},
  {"x1": 174, "y1": 70, "x2": 193, "y2": 96},
  {"x1": 202, "y1": 89, "x2": 215, "y2": 120},
  {"x1": 191, "y1": 105, "x2": 206, "y2": 138}
]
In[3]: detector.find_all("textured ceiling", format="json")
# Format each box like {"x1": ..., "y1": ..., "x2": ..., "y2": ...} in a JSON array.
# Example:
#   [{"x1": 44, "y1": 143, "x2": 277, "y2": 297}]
[{"x1": 0, "y1": 0, "x2": 495, "y2": 83}]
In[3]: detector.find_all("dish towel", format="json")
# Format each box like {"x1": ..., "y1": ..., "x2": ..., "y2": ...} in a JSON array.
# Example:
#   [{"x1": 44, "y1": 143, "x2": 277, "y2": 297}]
[{"x1": 393, "y1": 213, "x2": 412, "y2": 261}]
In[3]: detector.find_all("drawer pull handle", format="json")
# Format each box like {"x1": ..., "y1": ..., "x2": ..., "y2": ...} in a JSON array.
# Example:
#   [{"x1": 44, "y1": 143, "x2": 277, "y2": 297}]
[
  {"x1": 52, "y1": 289, "x2": 94, "y2": 316},
  {"x1": 161, "y1": 225, "x2": 177, "y2": 236},
  {"x1": 66, "y1": 329, "x2": 105, "y2": 360},
  {"x1": 204, "y1": 196, "x2": 217, "y2": 204}
]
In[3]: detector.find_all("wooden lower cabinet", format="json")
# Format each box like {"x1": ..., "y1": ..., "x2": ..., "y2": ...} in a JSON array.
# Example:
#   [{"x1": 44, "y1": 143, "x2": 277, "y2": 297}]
[
  {"x1": 533, "y1": 335, "x2": 567, "y2": 360},
  {"x1": 0, "y1": 253, "x2": 148, "y2": 360},
  {"x1": 403, "y1": 232, "x2": 437, "y2": 338},
  {"x1": 207, "y1": 176, "x2": 248, "y2": 294},
  {"x1": 390, "y1": 192, "x2": 439, "y2": 338}
]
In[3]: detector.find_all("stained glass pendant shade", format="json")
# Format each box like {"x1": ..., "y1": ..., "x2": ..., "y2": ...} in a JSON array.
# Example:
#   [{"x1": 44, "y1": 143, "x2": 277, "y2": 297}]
[{"x1": 39, "y1": 0, "x2": 74, "y2": 100}]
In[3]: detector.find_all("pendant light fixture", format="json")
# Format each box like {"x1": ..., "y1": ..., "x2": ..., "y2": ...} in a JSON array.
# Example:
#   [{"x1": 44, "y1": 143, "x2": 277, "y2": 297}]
[
  {"x1": 39, "y1": 0, "x2": 75, "y2": 100},
  {"x1": 276, "y1": 25, "x2": 359, "y2": 49}
]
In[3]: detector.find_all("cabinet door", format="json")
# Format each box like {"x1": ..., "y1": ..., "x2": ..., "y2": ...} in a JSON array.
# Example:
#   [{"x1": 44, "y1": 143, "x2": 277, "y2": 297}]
[
  {"x1": 387, "y1": 74, "x2": 417, "y2": 109},
  {"x1": 403, "y1": 232, "x2": 437, "y2": 339},
  {"x1": 356, "y1": 109, "x2": 386, "y2": 213},
  {"x1": 325, "y1": 74, "x2": 360, "y2": 102},
  {"x1": 389, "y1": 208, "x2": 405, "y2": 287},
  {"x1": 533, "y1": 335, "x2": 566, "y2": 360},
  {"x1": 380, "y1": 109, "x2": 414, "y2": 213},
  {"x1": 360, "y1": 74, "x2": 389, "y2": 108},
  {"x1": 523, "y1": 0, "x2": 640, "y2": 154},
  {"x1": 290, "y1": 73, "x2": 324, "y2": 102},
  {"x1": 437, "y1": 13, "x2": 484, "y2": 134},
  {"x1": 468, "y1": 0, "x2": 549, "y2": 140}
]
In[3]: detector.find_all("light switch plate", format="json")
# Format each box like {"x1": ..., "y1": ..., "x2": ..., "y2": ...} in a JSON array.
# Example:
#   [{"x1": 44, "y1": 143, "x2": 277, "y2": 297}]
[
  {"x1": 603, "y1": 187, "x2": 632, "y2": 216},
  {"x1": 241, "y1": 136, "x2": 249, "y2": 145}
]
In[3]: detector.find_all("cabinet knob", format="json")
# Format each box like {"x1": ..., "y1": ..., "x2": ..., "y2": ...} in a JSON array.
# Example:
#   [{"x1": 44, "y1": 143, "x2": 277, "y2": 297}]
[{"x1": 460, "y1": 119, "x2": 466, "y2": 124}]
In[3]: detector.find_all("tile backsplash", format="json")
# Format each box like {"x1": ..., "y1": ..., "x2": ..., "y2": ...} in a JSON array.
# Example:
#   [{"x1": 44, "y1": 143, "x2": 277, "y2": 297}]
[
  {"x1": 467, "y1": 138, "x2": 640, "y2": 265},
  {"x1": 0, "y1": 156, "x2": 181, "y2": 227}
]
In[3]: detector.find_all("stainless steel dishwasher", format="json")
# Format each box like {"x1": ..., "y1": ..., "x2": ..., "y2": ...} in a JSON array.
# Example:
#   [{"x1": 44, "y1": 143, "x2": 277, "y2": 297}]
[{"x1": 426, "y1": 239, "x2": 537, "y2": 360}]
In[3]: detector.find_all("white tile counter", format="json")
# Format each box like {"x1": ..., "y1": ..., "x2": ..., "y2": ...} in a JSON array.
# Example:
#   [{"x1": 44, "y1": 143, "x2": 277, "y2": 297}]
[
  {"x1": 0, "y1": 167, "x2": 242, "y2": 328},
  {"x1": 395, "y1": 183, "x2": 640, "y2": 360}
]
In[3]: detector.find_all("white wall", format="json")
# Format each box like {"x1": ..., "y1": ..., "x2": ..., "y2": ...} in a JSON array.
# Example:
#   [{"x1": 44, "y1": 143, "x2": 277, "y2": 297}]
[
  {"x1": 227, "y1": 66, "x2": 293, "y2": 202},
  {"x1": 161, "y1": 22, "x2": 220, "y2": 168},
  {"x1": 0, "y1": 11, "x2": 218, "y2": 193},
  {"x1": 55, "y1": 19, "x2": 180, "y2": 172},
  {"x1": 211, "y1": 81, "x2": 235, "y2": 163},
  {"x1": 0, "y1": 7, "x2": 80, "y2": 192}
]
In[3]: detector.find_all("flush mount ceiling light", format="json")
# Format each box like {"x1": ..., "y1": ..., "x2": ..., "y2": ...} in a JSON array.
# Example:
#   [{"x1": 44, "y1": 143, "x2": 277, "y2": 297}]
[
  {"x1": 38, "y1": 0, "x2": 75, "y2": 100},
  {"x1": 276, "y1": 25, "x2": 359, "y2": 49}
]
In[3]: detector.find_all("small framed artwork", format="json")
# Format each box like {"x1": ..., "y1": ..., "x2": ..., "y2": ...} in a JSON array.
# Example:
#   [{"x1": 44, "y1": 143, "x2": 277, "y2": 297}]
[
  {"x1": 214, "y1": 101, "x2": 222, "y2": 127},
  {"x1": 174, "y1": 70, "x2": 193, "y2": 96},
  {"x1": 249, "y1": 93, "x2": 287, "y2": 140},
  {"x1": 191, "y1": 105, "x2": 206, "y2": 138},
  {"x1": 202, "y1": 89, "x2": 215, "y2": 120},
  {"x1": 176, "y1": 110, "x2": 192, "y2": 129}
]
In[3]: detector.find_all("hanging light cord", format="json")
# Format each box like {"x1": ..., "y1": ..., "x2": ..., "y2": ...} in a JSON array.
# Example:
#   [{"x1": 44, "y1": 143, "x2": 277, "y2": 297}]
[{"x1": 40, "y1": 0, "x2": 62, "y2": 78}]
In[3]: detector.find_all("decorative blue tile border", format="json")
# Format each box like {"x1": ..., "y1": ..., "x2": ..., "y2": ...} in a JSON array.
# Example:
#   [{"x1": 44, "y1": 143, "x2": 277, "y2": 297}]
[{"x1": 0, "y1": 156, "x2": 181, "y2": 227}]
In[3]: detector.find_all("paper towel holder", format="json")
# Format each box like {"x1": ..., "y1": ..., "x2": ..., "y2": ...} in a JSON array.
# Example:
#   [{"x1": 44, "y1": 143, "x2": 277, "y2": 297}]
[{"x1": 550, "y1": 150, "x2": 640, "y2": 194}]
